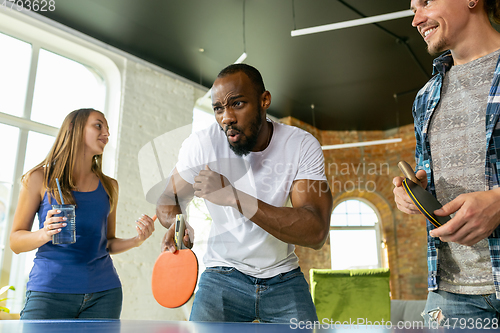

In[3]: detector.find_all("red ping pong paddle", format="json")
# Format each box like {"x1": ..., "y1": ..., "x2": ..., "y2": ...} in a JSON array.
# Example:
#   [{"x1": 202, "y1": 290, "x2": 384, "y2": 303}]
[
  {"x1": 398, "y1": 161, "x2": 450, "y2": 227},
  {"x1": 152, "y1": 214, "x2": 198, "y2": 308}
]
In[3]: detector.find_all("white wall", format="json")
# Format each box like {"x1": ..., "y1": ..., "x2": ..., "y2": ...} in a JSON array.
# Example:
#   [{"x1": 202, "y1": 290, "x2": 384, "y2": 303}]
[{"x1": 113, "y1": 60, "x2": 206, "y2": 320}]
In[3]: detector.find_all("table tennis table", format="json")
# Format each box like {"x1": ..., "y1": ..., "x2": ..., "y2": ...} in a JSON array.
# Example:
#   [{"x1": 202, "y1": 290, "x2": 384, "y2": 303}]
[{"x1": 0, "y1": 319, "x2": 462, "y2": 333}]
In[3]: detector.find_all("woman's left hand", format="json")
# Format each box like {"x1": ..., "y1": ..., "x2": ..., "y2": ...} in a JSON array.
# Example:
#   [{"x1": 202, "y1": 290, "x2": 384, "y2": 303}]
[{"x1": 134, "y1": 214, "x2": 155, "y2": 246}]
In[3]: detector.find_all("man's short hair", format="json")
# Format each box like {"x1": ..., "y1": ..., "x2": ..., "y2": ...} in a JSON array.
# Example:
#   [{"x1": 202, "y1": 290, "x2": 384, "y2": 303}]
[
  {"x1": 217, "y1": 64, "x2": 266, "y2": 96},
  {"x1": 485, "y1": 0, "x2": 500, "y2": 24}
]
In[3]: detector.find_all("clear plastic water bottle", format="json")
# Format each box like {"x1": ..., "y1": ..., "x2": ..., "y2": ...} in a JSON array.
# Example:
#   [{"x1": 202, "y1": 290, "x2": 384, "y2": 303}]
[{"x1": 51, "y1": 204, "x2": 76, "y2": 244}]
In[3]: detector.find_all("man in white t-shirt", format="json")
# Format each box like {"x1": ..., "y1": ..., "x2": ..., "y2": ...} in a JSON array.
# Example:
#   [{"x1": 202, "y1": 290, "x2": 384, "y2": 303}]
[{"x1": 157, "y1": 64, "x2": 333, "y2": 323}]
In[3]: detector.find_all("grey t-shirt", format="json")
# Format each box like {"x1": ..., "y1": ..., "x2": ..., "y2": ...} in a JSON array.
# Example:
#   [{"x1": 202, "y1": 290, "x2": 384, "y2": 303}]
[{"x1": 428, "y1": 49, "x2": 500, "y2": 295}]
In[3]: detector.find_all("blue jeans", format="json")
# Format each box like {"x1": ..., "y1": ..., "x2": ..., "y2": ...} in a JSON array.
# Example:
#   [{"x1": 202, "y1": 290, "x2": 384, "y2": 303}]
[
  {"x1": 20, "y1": 287, "x2": 122, "y2": 319},
  {"x1": 189, "y1": 266, "x2": 317, "y2": 323},
  {"x1": 423, "y1": 290, "x2": 500, "y2": 328}
]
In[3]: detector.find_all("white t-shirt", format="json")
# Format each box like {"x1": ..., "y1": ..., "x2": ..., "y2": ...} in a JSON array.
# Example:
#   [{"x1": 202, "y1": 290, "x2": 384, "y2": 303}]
[{"x1": 176, "y1": 120, "x2": 326, "y2": 278}]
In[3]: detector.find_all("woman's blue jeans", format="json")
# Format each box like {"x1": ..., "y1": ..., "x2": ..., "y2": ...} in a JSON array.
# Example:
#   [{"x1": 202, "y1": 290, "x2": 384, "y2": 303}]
[{"x1": 20, "y1": 287, "x2": 122, "y2": 319}]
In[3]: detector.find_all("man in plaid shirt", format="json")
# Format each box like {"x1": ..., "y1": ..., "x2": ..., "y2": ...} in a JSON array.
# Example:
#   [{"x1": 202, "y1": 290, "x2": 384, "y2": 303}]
[{"x1": 393, "y1": 0, "x2": 500, "y2": 326}]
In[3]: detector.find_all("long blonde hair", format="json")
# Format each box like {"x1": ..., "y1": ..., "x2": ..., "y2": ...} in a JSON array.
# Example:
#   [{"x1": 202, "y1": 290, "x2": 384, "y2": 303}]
[{"x1": 22, "y1": 108, "x2": 117, "y2": 211}]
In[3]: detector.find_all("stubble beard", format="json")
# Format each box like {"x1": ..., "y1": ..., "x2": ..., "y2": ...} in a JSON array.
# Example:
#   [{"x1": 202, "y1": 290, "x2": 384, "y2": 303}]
[
  {"x1": 426, "y1": 28, "x2": 449, "y2": 56},
  {"x1": 225, "y1": 110, "x2": 264, "y2": 157},
  {"x1": 427, "y1": 39, "x2": 449, "y2": 56}
]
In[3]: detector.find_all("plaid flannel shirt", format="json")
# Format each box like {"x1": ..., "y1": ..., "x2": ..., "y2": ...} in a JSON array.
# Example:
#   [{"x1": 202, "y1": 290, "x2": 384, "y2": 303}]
[{"x1": 412, "y1": 50, "x2": 500, "y2": 298}]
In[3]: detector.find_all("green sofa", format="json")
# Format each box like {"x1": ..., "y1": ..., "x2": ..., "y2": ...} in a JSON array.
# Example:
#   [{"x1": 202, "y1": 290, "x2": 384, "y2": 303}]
[{"x1": 310, "y1": 268, "x2": 391, "y2": 324}]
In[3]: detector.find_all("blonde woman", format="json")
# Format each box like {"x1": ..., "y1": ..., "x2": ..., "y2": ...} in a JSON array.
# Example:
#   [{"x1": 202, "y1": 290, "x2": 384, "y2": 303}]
[{"x1": 10, "y1": 108, "x2": 155, "y2": 319}]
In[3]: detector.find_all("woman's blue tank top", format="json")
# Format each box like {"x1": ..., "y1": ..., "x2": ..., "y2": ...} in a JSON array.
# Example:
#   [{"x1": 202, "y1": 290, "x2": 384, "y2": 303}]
[{"x1": 27, "y1": 181, "x2": 121, "y2": 293}]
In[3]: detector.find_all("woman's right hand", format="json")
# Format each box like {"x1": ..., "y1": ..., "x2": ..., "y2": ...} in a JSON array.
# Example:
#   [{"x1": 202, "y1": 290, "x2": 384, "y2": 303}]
[{"x1": 41, "y1": 209, "x2": 67, "y2": 242}]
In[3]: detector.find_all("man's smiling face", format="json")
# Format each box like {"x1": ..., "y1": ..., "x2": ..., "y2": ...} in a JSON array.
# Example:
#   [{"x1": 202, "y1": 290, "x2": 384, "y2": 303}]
[{"x1": 411, "y1": 0, "x2": 471, "y2": 55}]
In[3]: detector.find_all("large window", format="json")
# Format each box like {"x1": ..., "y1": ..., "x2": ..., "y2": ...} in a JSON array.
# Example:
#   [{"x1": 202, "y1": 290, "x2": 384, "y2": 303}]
[
  {"x1": 0, "y1": 9, "x2": 120, "y2": 311},
  {"x1": 329, "y1": 199, "x2": 383, "y2": 270}
]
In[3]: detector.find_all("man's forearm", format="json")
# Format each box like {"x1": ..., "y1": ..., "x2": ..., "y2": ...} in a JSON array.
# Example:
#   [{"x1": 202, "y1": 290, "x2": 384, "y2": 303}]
[
  {"x1": 156, "y1": 203, "x2": 183, "y2": 229},
  {"x1": 156, "y1": 171, "x2": 194, "y2": 229},
  {"x1": 191, "y1": 168, "x2": 332, "y2": 249},
  {"x1": 236, "y1": 190, "x2": 330, "y2": 250}
]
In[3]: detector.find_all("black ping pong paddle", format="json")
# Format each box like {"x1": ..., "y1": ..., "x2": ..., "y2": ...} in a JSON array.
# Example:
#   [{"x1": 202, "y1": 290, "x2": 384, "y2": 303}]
[{"x1": 398, "y1": 161, "x2": 450, "y2": 228}]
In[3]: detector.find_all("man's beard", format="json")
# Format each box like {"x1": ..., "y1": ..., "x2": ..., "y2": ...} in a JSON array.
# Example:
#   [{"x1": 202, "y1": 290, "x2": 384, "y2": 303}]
[
  {"x1": 427, "y1": 37, "x2": 449, "y2": 56},
  {"x1": 223, "y1": 110, "x2": 264, "y2": 157},
  {"x1": 424, "y1": 24, "x2": 448, "y2": 56}
]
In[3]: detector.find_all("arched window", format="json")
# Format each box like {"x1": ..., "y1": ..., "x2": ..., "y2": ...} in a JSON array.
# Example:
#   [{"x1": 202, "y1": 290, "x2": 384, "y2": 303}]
[{"x1": 329, "y1": 199, "x2": 383, "y2": 270}]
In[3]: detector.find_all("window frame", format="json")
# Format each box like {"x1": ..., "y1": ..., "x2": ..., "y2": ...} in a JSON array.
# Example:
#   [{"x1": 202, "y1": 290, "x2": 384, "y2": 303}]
[{"x1": 329, "y1": 198, "x2": 383, "y2": 270}]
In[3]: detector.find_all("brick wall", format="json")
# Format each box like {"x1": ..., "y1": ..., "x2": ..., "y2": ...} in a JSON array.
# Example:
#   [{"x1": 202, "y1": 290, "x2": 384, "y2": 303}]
[{"x1": 281, "y1": 117, "x2": 428, "y2": 300}]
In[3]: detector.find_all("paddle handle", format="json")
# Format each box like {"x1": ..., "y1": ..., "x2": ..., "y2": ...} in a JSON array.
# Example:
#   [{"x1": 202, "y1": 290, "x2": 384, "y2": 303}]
[
  {"x1": 398, "y1": 161, "x2": 421, "y2": 185},
  {"x1": 175, "y1": 214, "x2": 186, "y2": 250}
]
